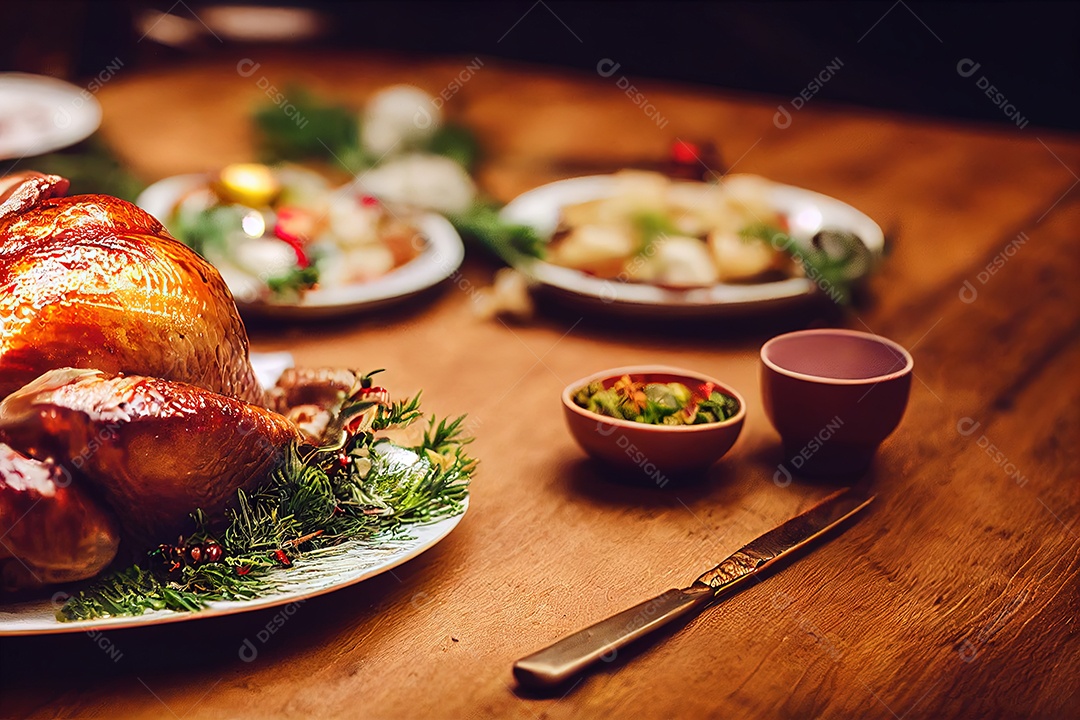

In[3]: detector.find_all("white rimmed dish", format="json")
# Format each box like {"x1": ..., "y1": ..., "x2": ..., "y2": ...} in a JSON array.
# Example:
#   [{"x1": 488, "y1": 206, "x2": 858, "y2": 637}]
[
  {"x1": 0, "y1": 481, "x2": 465, "y2": 636},
  {"x1": 137, "y1": 174, "x2": 465, "y2": 319},
  {"x1": 500, "y1": 174, "x2": 885, "y2": 318},
  {"x1": 0, "y1": 73, "x2": 102, "y2": 160},
  {"x1": 0, "y1": 353, "x2": 469, "y2": 635}
]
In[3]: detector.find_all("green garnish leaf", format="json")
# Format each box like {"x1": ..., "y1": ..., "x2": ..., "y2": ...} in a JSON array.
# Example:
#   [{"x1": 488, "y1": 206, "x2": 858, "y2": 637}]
[
  {"x1": 739, "y1": 224, "x2": 872, "y2": 305},
  {"x1": 801, "y1": 230, "x2": 873, "y2": 303},
  {"x1": 696, "y1": 391, "x2": 740, "y2": 424},
  {"x1": 266, "y1": 265, "x2": 320, "y2": 298},
  {"x1": 23, "y1": 137, "x2": 145, "y2": 201},
  {"x1": 57, "y1": 382, "x2": 474, "y2": 622},
  {"x1": 739, "y1": 222, "x2": 787, "y2": 245},
  {"x1": 170, "y1": 205, "x2": 247, "y2": 258},
  {"x1": 253, "y1": 87, "x2": 366, "y2": 170},
  {"x1": 631, "y1": 211, "x2": 680, "y2": 254},
  {"x1": 449, "y1": 201, "x2": 544, "y2": 260},
  {"x1": 427, "y1": 123, "x2": 480, "y2": 169}
]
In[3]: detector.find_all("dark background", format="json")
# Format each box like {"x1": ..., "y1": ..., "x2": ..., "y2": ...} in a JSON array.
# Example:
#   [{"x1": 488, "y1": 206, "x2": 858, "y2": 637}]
[{"x1": 1, "y1": 1, "x2": 1077, "y2": 132}]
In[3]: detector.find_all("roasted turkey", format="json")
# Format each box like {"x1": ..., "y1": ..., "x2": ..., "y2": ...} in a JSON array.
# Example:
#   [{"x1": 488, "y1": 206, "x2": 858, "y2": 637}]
[
  {"x1": 0, "y1": 173, "x2": 264, "y2": 402},
  {"x1": 0, "y1": 443, "x2": 119, "y2": 589},
  {"x1": 0, "y1": 173, "x2": 345, "y2": 591},
  {"x1": 0, "y1": 368, "x2": 302, "y2": 548}
]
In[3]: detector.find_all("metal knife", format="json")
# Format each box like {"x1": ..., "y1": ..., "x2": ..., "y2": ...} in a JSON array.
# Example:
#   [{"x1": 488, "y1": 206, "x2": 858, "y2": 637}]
[{"x1": 513, "y1": 488, "x2": 874, "y2": 689}]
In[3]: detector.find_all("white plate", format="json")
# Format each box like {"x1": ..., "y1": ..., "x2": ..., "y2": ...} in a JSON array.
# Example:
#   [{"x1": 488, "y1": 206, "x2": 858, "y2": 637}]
[
  {"x1": 0, "y1": 73, "x2": 102, "y2": 160},
  {"x1": 0, "y1": 444, "x2": 467, "y2": 636},
  {"x1": 137, "y1": 174, "x2": 465, "y2": 319},
  {"x1": 499, "y1": 175, "x2": 885, "y2": 318}
]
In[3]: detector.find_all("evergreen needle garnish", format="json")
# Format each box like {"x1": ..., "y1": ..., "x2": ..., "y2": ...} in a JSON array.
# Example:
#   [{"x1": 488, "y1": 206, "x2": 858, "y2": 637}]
[
  {"x1": 630, "y1": 211, "x2": 680, "y2": 254},
  {"x1": 448, "y1": 201, "x2": 544, "y2": 261},
  {"x1": 58, "y1": 380, "x2": 474, "y2": 622},
  {"x1": 739, "y1": 224, "x2": 872, "y2": 304}
]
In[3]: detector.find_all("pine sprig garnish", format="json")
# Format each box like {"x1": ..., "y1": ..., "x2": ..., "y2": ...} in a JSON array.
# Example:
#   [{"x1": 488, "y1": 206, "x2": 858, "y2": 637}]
[
  {"x1": 252, "y1": 87, "x2": 479, "y2": 173},
  {"x1": 448, "y1": 201, "x2": 545, "y2": 261},
  {"x1": 250, "y1": 87, "x2": 532, "y2": 266},
  {"x1": 374, "y1": 392, "x2": 424, "y2": 431},
  {"x1": 739, "y1": 224, "x2": 873, "y2": 304},
  {"x1": 266, "y1": 266, "x2": 320, "y2": 298},
  {"x1": 58, "y1": 381, "x2": 474, "y2": 622},
  {"x1": 253, "y1": 87, "x2": 367, "y2": 170}
]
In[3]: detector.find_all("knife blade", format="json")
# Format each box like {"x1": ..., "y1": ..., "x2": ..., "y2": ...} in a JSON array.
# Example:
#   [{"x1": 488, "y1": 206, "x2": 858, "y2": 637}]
[{"x1": 512, "y1": 488, "x2": 874, "y2": 689}]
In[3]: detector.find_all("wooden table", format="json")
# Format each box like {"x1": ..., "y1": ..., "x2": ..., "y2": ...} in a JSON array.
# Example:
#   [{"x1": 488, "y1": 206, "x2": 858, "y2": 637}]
[{"x1": 2, "y1": 51, "x2": 1078, "y2": 719}]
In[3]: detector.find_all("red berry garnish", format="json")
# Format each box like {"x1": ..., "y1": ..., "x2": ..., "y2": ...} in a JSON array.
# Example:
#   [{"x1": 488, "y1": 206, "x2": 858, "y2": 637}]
[{"x1": 671, "y1": 140, "x2": 700, "y2": 165}]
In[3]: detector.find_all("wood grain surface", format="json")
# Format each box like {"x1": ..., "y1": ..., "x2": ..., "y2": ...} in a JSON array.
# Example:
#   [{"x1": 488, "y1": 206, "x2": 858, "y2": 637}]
[{"x1": 1, "y1": 50, "x2": 1078, "y2": 720}]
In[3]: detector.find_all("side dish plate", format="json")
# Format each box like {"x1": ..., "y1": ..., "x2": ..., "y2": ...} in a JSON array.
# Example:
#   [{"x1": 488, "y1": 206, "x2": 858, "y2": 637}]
[{"x1": 500, "y1": 175, "x2": 885, "y2": 317}]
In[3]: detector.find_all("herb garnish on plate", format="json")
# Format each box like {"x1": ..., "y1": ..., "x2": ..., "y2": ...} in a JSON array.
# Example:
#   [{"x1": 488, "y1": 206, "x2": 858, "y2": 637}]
[{"x1": 58, "y1": 371, "x2": 474, "y2": 622}]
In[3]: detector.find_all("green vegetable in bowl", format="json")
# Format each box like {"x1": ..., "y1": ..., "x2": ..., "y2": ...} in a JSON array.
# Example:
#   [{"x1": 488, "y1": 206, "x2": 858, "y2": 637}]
[{"x1": 573, "y1": 375, "x2": 739, "y2": 426}]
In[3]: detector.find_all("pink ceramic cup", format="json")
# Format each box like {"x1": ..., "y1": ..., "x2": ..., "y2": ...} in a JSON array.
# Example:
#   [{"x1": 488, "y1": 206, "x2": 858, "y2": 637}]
[{"x1": 760, "y1": 329, "x2": 913, "y2": 478}]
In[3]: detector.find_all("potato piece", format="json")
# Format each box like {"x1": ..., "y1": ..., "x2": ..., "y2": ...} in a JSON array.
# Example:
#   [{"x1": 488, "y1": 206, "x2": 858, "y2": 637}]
[
  {"x1": 666, "y1": 182, "x2": 723, "y2": 236},
  {"x1": 610, "y1": 170, "x2": 670, "y2": 201},
  {"x1": 602, "y1": 171, "x2": 670, "y2": 219},
  {"x1": 708, "y1": 231, "x2": 783, "y2": 282},
  {"x1": 327, "y1": 197, "x2": 381, "y2": 247},
  {"x1": 549, "y1": 225, "x2": 637, "y2": 276},
  {"x1": 344, "y1": 244, "x2": 396, "y2": 282},
  {"x1": 649, "y1": 236, "x2": 720, "y2": 287},
  {"x1": 474, "y1": 268, "x2": 534, "y2": 321},
  {"x1": 559, "y1": 198, "x2": 608, "y2": 228}
]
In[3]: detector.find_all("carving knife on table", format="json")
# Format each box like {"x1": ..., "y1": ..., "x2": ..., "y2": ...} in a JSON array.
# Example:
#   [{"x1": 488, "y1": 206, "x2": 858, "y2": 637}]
[{"x1": 513, "y1": 488, "x2": 875, "y2": 689}]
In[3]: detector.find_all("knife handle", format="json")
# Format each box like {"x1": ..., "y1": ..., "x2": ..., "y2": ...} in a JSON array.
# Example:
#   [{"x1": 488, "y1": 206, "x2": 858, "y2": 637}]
[{"x1": 513, "y1": 584, "x2": 713, "y2": 689}]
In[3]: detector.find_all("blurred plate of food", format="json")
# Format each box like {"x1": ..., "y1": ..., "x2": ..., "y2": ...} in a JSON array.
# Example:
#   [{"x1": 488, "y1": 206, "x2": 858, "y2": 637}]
[
  {"x1": 137, "y1": 165, "x2": 464, "y2": 319},
  {"x1": 0, "y1": 73, "x2": 103, "y2": 160},
  {"x1": 499, "y1": 171, "x2": 884, "y2": 317}
]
